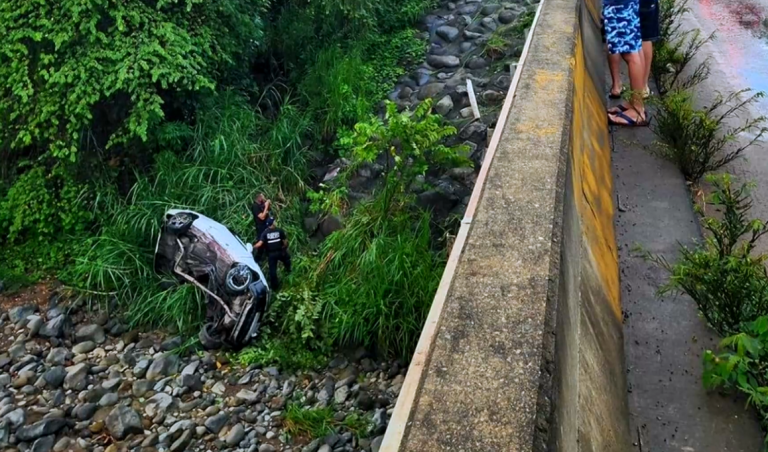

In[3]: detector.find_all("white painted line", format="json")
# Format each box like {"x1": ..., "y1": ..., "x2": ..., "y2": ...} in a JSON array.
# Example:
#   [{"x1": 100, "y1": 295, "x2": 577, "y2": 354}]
[{"x1": 379, "y1": 1, "x2": 547, "y2": 450}]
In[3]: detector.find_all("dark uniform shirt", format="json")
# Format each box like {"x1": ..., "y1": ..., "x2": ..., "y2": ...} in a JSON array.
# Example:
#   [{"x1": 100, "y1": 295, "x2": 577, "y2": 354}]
[
  {"x1": 252, "y1": 201, "x2": 268, "y2": 233},
  {"x1": 259, "y1": 228, "x2": 287, "y2": 255}
]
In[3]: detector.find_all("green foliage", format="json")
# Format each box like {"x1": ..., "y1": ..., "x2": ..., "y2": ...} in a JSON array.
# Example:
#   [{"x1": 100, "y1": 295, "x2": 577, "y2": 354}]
[
  {"x1": 703, "y1": 316, "x2": 768, "y2": 450},
  {"x1": 483, "y1": 9, "x2": 535, "y2": 59},
  {"x1": 652, "y1": 0, "x2": 712, "y2": 95},
  {"x1": 284, "y1": 404, "x2": 372, "y2": 439},
  {"x1": 340, "y1": 99, "x2": 469, "y2": 211},
  {"x1": 0, "y1": 164, "x2": 93, "y2": 243},
  {"x1": 307, "y1": 185, "x2": 350, "y2": 217},
  {"x1": 650, "y1": 175, "x2": 768, "y2": 335},
  {"x1": 236, "y1": 336, "x2": 329, "y2": 371},
  {"x1": 0, "y1": 0, "x2": 267, "y2": 160},
  {"x1": 310, "y1": 198, "x2": 444, "y2": 357},
  {"x1": 60, "y1": 92, "x2": 310, "y2": 332},
  {"x1": 651, "y1": 89, "x2": 768, "y2": 182}
]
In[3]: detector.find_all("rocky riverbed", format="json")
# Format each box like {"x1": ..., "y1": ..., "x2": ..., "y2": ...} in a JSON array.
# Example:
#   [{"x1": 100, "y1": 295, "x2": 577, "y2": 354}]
[
  {"x1": 0, "y1": 296, "x2": 405, "y2": 452},
  {"x1": 309, "y1": 0, "x2": 537, "y2": 233}
]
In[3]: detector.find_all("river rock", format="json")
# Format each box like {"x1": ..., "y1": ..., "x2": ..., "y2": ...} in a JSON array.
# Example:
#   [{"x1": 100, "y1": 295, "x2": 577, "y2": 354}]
[
  {"x1": 499, "y1": 9, "x2": 518, "y2": 24},
  {"x1": 2, "y1": 408, "x2": 26, "y2": 429},
  {"x1": 481, "y1": 4, "x2": 502, "y2": 15},
  {"x1": 16, "y1": 418, "x2": 66, "y2": 442},
  {"x1": 43, "y1": 366, "x2": 66, "y2": 388},
  {"x1": 417, "y1": 83, "x2": 446, "y2": 100},
  {"x1": 72, "y1": 341, "x2": 96, "y2": 355},
  {"x1": 64, "y1": 363, "x2": 88, "y2": 391},
  {"x1": 146, "y1": 353, "x2": 179, "y2": 380},
  {"x1": 236, "y1": 389, "x2": 260, "y2": 405},
  {"x1": 27, "y1": 316, "x2": 43, "y2": 337},
  {"x1": 75, "y1": 324, "x2": 105, "y2": 344},
  {"x1": 226, "y1": 423, "x2": 245, "y2": 446},
  {"x1": 106, "y1": 405, "x2": 143, "y2": 440},
  {"x1": 435, "y1": 95, "x2": 455, "y2": 116},
  {"x1": 205, "y1": 412, "x2": 229, "y2": 434},
  {"x1": 426, "y1": 55, "x2": 460, "y2": 69},
  {"x1": 39, "y1": 315, "x2": 67, "y2": 339},
  {"x1": 171, "y1": 429, "x2": 193, "y2": 452},
  {"x1": 9, "y1": 305, "x2": 36, "y2": 324},
  {"x1": 436, "y1": 25, "x2": 460, "y2": 42},
  {"x1": 74, "y1": 403, "x2": 98, "y2": 421},
  {"x1": 482, "y1": 17, "x2": 498, "y2": 30},
  {"x1": 145, "y1": 393, "x2": 175, "y2": 417},
  {"x1": 31, "y1": 434, "x2": 55, "y2": 452},
  {"x1": 45, "y1": 348, "x2": 68, "y2": 366},
  {"x1": 468, "y1": 56, "x2": 489, "y2": 69}
]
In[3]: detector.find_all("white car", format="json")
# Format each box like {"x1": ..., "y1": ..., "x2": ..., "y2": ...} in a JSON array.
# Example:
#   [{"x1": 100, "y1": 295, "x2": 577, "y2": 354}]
[{"x1": 153, "y1": 209, "x2": 270, "y2": 349}]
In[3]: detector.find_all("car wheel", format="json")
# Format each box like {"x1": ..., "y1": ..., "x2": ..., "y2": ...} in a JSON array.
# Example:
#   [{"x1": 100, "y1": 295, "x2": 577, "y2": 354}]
[
  {"x1": 167, "y1": 213, "x2": 194, "y2": 234},
  {"x1": 199, "y1": 322, "x2": 223, "y2": 350},
  {"x1": 226, "y1": 264, "x2": 253, "y2": 294}
]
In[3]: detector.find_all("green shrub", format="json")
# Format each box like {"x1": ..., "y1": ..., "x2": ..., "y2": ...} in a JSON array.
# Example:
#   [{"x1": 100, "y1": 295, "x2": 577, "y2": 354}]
[
  {"x1": 653, "y1": 0, "x2": 713, "y2": 95},
  {"x1": 703, "y1": 315, "x2": 768, "y2": 449},
  {"x1": 650, "y1": 175, "x2": 768, "y2": 335},
  {"x1": 651, "y1": 89, "x2": 767, "y2": 182},
  {"x1": 0, "y1": 164, "x2": 93, "y2": 243}
]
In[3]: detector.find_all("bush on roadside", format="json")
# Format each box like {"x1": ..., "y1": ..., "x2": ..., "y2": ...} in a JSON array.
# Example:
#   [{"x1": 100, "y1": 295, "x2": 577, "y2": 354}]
[
  {"x1": 703, "y1": 315, "x2": 768, "y2": 449},
  {"x1": 653, "y1": 0, "x2": 713, "y2": 95},
  {"x1": 650, "y1": 175, "x2": 768, "y2": 335},
  {"x1": 651, "y1": 89, "x2": 767, "y2": 182}
]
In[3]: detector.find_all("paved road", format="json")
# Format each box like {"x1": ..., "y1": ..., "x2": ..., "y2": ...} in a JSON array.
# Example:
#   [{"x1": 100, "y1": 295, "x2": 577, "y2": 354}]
[
  {"x1": 682, "y1": 0, "x2": 768, "y2": 252},
  {"x1": 688, "y1": 0, "x2": 768, "y2": 113}
]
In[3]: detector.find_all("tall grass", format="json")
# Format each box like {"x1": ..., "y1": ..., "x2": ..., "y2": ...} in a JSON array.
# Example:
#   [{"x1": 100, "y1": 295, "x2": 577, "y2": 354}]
[{"x1": 61, "y1": 91, "x2": 312, "y2": 332}]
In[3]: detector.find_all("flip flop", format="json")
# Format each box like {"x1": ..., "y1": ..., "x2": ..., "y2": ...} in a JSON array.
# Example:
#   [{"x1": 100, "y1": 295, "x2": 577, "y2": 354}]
[
  {"x1": 608, "y1": 111, "x2": 651, "y2": 127},
  {"x1": 608, "y1": 104, "x2": 630, "y2": 114}
]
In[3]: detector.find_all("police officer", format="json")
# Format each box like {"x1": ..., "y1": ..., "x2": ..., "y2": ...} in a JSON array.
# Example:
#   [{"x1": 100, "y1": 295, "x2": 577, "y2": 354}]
[
  {"x1": 251, "y1": 193, "x2": 271, "y2": 262},
  {"x1": 254, "y1": 218, "x2": 291, "y2": 289}
]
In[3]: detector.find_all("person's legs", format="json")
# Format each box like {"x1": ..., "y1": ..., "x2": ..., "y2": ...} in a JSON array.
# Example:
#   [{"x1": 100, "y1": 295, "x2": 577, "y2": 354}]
[
  {"x1": 280, "y1": 252, "x2": 292, "y2": 274},
  {"x1": 609, "y1": 53, "x2": 623, "y2": 96},
  {"x1": 642, "y1": 41, "x2": 653, "y2": 93},
  {"x1": 268, "y1": 254, "x2": 279, "y2": 289},
  {"x1": 605, "y1": 0, "x2": 646, "y2": 123},
  {"x1": 639, "y1": 0, "x2": 660, "y2": 94}
]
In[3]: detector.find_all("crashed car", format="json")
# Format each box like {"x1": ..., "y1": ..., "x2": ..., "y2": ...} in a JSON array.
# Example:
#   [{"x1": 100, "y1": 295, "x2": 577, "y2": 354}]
[{"x1": 154, "y1": 209, "x2": 270, "y2": 349}]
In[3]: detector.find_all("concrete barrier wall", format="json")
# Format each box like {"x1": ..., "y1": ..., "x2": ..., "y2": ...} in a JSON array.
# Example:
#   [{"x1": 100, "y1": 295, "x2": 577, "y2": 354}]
[{"x1": 380, "y1": 0, "x2": 631, "y2": 448}]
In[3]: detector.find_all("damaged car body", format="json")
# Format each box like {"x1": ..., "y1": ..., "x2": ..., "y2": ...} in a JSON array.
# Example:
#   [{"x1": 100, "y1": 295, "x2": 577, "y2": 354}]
[{"x1": 154, "y1": 209, "x2": 270, "y2": 349}]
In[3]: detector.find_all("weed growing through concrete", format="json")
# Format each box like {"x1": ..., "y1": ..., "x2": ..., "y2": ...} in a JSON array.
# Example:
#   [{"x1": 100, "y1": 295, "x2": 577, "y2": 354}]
[
  {"x1": 651, "y1": 89, "x2": 767, "y2": 182},
  {"x1": 703, "y1": 316, "x2": 768, "y2": 450},
  {"x1": 649, "y1": 174, "x2": 768, "y2": 335}
]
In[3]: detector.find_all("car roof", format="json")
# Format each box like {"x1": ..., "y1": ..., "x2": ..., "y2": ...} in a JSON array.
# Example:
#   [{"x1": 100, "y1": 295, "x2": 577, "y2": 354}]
[{"x1": 165, "y1": 209, "x2": 268, "y2": 286}]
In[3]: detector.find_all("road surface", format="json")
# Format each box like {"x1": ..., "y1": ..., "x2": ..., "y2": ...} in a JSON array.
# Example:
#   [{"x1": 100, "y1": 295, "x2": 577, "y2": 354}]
[{"x1": 681, "y1": 0, "x2": 768, "y2": 252}]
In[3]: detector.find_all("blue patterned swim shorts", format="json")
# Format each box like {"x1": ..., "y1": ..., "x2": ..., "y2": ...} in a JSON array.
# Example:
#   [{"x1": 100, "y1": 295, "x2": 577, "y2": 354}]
[{"x1": 603, "y1": 0, "x2": 642, "y2": 54}]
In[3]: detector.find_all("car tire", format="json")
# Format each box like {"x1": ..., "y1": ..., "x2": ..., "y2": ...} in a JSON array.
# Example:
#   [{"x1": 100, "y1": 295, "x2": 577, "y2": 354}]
[
  {"x1": 167, "y1": 213, "x2": 194, "y2": 234},
  {"x1": 199, "y1": 323, "x2": 223, "y2": 350},
  {"x1": 225, "y1": 264, "x2": 253, "y2": 294}
]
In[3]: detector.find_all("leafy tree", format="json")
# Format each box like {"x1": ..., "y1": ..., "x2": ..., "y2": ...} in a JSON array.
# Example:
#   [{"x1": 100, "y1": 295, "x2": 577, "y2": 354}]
[{"x1": 0, "y1": 0, "x2": 267, "y2": 162}]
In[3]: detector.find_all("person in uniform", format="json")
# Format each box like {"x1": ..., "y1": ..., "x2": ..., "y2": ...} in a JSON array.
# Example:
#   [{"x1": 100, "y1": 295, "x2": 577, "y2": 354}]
[
  {"x1": 254, "y1": 218, "x2": 291, "y2": 289},
  {"x1": 251, "y1": 193, "x2": 271, "y2": 262}
]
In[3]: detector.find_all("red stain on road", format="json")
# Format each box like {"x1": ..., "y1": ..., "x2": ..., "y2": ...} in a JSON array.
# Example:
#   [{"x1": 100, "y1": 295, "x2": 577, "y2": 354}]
[{"x1": 695, "y1": 0, "x2": 768, "y2": 113}]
